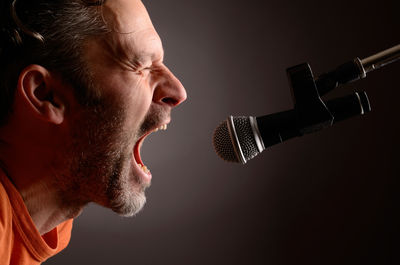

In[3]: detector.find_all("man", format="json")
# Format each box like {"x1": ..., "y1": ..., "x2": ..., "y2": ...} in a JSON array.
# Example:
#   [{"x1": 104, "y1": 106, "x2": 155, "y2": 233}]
[{"x1": 0, "y1": 0, "x2": 187, "y2": 264}]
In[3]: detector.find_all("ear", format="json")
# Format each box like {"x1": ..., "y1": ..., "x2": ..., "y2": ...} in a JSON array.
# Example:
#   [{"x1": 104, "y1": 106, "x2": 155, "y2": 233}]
[{"x1": 17, "y1": 65, "x2": 65, "y2": 124}]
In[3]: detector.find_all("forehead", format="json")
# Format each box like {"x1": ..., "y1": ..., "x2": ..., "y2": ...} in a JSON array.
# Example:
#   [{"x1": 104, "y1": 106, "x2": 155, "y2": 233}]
[
  {"x1": 102, "y1": 0, "x2": 163, "y2": 61},
  {"x1": 103, "y1": 0, "x2": 153, "y2": 34}
]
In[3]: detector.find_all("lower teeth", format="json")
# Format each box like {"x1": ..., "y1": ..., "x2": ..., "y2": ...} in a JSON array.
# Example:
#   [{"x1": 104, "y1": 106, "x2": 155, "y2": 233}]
[{"x1": 139, "y1": 164, "x2": 150, "y2": 174}]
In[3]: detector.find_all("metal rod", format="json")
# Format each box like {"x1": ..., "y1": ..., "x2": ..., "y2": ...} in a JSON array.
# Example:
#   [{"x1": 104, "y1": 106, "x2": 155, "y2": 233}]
[{"x1": 360, "y1": 44, "x2": 400, "y2": 75}]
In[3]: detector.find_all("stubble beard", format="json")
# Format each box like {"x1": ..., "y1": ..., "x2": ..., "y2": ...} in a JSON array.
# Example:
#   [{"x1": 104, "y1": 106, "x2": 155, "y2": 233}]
[{"x1": 57, "y1": 91, "x2": 149, "y2": 217}]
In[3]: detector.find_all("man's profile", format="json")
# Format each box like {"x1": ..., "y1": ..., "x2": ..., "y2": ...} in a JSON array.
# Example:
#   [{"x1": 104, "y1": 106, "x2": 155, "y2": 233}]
[{"x1": 0, "y1": 0, "x2": 186, "y2": 264}]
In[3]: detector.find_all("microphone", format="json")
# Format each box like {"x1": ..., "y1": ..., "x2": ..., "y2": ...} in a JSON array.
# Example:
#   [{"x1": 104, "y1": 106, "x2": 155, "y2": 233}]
[
  {"x1": 213, "y1": 44, "x2": 400, "y2": 164},
  {"x1": 213, "y1": 92, "x2": 370, "y2": 164}
]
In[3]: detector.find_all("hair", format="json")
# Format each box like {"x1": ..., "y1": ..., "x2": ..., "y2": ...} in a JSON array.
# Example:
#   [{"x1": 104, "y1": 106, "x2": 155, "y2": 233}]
[{"x1": 0, "y1": 0, "x2": 110, "y2": 126}]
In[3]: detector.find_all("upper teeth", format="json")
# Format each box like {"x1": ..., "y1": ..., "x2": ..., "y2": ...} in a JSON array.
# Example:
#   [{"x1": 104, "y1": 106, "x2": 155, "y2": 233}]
[{"x1": 155, "y1": 124, "x2": 167, "y2": 131}]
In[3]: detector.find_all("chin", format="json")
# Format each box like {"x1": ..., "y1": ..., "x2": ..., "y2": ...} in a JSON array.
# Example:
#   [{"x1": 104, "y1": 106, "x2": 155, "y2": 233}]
[
  {"x1": 106, "y1": 164, "x2": 149, "y2": 217},
  {"x1": 107, "y1": 187, "x2": 147, "y2": 217}
]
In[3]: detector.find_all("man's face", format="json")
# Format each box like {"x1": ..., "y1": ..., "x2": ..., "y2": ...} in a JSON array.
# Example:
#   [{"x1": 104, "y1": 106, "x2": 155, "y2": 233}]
[{"x1": 60, "y1": 0, "x2": 186, "y2": 216}]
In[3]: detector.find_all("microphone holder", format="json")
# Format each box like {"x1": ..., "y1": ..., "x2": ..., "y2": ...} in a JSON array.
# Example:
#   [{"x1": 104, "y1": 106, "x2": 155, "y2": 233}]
[
  {"x1": 287, "y1": 63, "x2": 335, "y2": 135},
  {"x1": 286, "y1": 44, "x2": 400, "y2": 136}
]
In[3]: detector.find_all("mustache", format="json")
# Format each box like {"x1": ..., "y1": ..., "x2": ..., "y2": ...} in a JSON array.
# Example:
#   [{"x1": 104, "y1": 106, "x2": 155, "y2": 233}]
[{"x1": 138, "y1": 105, "x2": 170, "y2": 137}]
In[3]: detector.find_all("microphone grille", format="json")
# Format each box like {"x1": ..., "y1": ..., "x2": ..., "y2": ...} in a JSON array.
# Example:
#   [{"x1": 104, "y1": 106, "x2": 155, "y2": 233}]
[
  {"x1": 213, "y1": 116, "x2": 261, "y2": 163},
  {"x1": 213, "y1": 120, "x2": 240, "y2": 163},
  {"x1": 233, "y1": 117, "x2": 260, "y2": 161}
]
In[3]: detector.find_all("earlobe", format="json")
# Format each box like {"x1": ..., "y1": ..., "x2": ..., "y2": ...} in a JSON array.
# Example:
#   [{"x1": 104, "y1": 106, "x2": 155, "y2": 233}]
[{"x1": 17, "y1": 65, "x2": 65, "y2": 125}]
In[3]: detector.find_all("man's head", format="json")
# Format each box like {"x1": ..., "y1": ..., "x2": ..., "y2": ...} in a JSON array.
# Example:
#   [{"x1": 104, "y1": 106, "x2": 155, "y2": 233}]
[{"x1": 0, "y1": 0, "x2": 186, "y2": 217}]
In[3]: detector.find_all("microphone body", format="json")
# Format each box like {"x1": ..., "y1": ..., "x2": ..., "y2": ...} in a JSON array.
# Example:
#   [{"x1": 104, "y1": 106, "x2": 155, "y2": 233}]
[
  {"x1": 213, "y1": 92, "x2": 371, "y2": 164},
  {"x1": 258, "y1": 90, "x2": 371, "y2": 148}
]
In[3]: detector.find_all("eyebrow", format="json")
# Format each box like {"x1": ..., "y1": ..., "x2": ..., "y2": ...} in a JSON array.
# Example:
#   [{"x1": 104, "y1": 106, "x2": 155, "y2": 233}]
[
  {"x1": 149, "y1": 47, "x2": 165, "y2": 61},
  {"x1": 134, "y1": 47, "x2": 165, "y2": 66}
]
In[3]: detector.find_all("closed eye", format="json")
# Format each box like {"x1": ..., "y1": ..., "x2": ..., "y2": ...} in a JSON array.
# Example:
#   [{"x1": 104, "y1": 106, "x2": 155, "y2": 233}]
[{"x1": 135, "y1": 66, "x2": 152, "y2": 76}]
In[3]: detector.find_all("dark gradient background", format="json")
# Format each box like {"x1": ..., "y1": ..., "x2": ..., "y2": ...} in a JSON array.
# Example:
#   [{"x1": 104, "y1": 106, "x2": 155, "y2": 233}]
[{"x1": 46, "y1": 0, "x2": 399, "y2": 264}]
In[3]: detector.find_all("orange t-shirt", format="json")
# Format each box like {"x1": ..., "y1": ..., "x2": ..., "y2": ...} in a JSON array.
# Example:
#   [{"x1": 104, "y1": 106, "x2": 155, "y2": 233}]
[{"x1": 0, "y1": 170, "x2": 73, "y2": 265}]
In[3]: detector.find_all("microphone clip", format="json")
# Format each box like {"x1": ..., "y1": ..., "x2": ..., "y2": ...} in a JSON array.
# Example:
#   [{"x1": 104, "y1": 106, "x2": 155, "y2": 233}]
[{"x1": 286, "y1": 62, "x2": 371, "y2": 136}]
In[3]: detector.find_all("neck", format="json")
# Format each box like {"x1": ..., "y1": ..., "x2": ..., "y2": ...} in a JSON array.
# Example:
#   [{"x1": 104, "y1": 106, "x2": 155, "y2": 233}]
[
  {"x1": 0, "y1": 135, "x2": 84, "y2": 235},
  {"x1": 19, "y1": 179, "x2": 84, "y2": 235}
]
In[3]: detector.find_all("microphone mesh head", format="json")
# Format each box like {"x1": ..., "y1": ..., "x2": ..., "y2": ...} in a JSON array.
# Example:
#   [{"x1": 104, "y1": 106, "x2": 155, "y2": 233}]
[
  {"x1": 233, "y1": 117, "x2": 260, "y2": 161},
  {"x1": 213, "y1": 120, "x2": 239, "y2": 163},
  {"x1": 213, "y1": 116, "x2": 261, "y2": 163}
]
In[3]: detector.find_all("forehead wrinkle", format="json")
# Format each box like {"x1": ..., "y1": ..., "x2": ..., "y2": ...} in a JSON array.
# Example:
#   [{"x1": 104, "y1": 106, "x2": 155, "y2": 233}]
[
  {"x1": 102, "y1": 0, "x2": 154, "y2": 34},
  {"x1": 122, "y1": 31, "x2": 164, "y2": 63},
  {"x1": 99, "y1": 0, "x2": 163, "y2": 66},
  {"x1": 95, "y1": 30, "x2": 163, "y2": 73}
]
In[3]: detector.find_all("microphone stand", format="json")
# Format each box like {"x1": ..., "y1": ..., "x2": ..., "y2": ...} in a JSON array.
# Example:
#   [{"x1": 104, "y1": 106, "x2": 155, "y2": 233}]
[{"x1": 315, "y1": 44, "x2": 400, "y2": 96}]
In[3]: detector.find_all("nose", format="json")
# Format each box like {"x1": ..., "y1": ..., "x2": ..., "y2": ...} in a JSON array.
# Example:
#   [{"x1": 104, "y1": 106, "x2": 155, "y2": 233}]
[{"x1": 152, "y1": 66, "x2": 187, "y2": 107}]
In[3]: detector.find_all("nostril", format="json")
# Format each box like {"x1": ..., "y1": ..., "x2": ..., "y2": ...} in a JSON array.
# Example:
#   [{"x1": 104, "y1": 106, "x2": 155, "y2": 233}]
[{"x1": 162, "y1": 97, "x2": 178, "y2": 106}]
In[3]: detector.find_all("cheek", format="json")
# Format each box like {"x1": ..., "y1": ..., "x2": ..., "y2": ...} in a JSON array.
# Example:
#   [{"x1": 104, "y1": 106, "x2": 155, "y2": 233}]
[
  {"x1": 129, "y1": 74, "x2": 153, "y2": 105},
  {"x1": 93, "y1": 67, "x2": 154, "y2": 129},
  {"x1": 101, "y1": 70, "x2": 151, "y2": 106},
  {"x1": 123, "y1": 77, "x2": 154, "y2": 127}
]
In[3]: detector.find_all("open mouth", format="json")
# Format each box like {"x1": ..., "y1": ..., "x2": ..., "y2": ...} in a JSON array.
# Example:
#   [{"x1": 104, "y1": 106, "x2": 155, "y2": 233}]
[{"x1": 133, "y1": 124, "x2": 168, "y2": 175}]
